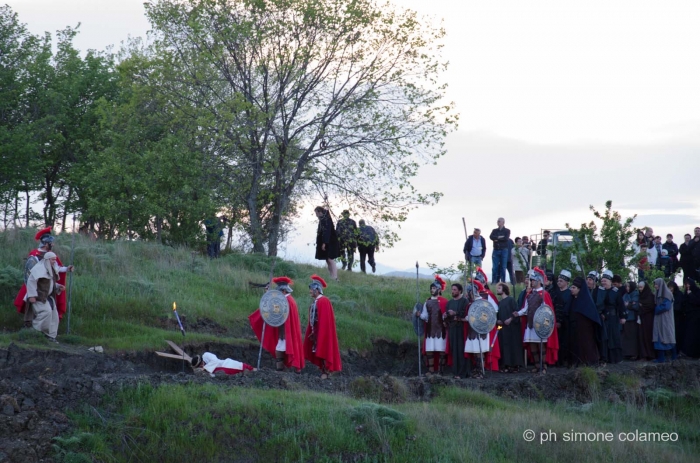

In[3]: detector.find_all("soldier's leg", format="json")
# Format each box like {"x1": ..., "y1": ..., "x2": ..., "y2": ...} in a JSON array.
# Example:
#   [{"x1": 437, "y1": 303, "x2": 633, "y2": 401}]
[{"x1": 275, "y1": 350, "x2": 286, "y2": 371}]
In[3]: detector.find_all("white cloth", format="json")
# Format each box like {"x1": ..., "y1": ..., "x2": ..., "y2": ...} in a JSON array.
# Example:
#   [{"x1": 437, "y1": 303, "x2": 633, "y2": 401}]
[
  {"x1": 464, "y1": 336, "x2": 490, "y2": 353},
  {"x1": 32, "y1": 299, "x2": 58, "y2": 339},
  {"x1": 275, "y1": 339, "x2": 286, "y2": 351},
  {"x1": 202, "y1": 352, "x2": 246, "y2": 376},
  {"x1": 424, "y1": 337, "x2": 446, "y2": 352}
]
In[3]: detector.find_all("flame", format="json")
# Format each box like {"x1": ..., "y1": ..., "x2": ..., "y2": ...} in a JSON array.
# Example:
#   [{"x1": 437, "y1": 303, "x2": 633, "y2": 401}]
[
  {"x1": 173, "y1": 302, "x2": 176, "y2": 311},
  {"x1": 497, "y1": 325, "x2": 503, "y2": 331}
]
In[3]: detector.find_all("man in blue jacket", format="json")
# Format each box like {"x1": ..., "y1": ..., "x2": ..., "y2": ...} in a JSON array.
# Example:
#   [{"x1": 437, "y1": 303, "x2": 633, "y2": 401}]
[{"x1": 463, "y1": 228, "x2": 487, "y2": 267}]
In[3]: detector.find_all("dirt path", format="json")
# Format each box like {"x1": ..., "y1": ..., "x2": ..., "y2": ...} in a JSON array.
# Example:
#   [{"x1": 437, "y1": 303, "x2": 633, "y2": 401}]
[{"x1": 2, "y1": 340, "x2": 700, "y2": 462}]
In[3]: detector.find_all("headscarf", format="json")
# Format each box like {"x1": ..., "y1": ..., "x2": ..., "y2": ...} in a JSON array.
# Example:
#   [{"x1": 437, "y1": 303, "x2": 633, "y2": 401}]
[
  {"x1": 43, "y1": 251, "x2": 58, "y2": 278},
  {"x1": 653, "y1": 277, "x2": 674, "y2": 303},
  {"x1": 571, "y1": 277, "x2": 601, "y2": 325}
]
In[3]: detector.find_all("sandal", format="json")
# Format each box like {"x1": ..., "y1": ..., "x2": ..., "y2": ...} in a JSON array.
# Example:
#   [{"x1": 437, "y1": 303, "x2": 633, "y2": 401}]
[{"x1": 502, "y1": 367, "x2": 510, "y2": 373}]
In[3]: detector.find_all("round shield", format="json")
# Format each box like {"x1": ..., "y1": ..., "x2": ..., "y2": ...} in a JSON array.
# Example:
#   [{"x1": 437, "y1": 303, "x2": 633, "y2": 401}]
[
  {"x1": 533, "y1": 303, "x2": 555, "y2": 339},
  {"x1": 412, "y1": 302, "x2": 425, "y2": 337},
  {"x1": 467, "y1": 299, "x2": 497, "y2": 335},
  {"x1": 259, "y1": 290, "x2": 290, "y2": 327}
]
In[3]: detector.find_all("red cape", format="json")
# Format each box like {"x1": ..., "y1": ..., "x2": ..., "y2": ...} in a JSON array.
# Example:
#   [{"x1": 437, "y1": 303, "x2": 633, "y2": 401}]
[
  {"x1": 303, "y1": 296, "x2": 342, "y2": 372},
  {"x1": 483, "y1": 290, "x2": 501, "y2": 371},
  {"x1": 212, "y1": 363, "x2": 254, "y2": 375},
  {"x1": 519, "y1": 289, "x2": 559, "y2": 365},
  {"x1": 249, "y1": 294, "x2": 305, "y2": 371},
  {"x1": 14, "y1": 250, "x2": 67, "y2": 319}
]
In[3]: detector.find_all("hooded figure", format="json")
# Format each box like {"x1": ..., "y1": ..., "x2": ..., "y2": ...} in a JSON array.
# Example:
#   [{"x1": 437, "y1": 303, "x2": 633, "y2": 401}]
[
  {"x1": 569, "y1": 276, "x2": 601, "y2": 365},
  {"x1": 652, "y1": 278, "x2": 676, "y2": 363},
  {"x1": 621, "y1": 281, "x2": 640, "y2": 359},
  {"x1": 637, "y1": 281, "x2": 656, "y2": 360}
]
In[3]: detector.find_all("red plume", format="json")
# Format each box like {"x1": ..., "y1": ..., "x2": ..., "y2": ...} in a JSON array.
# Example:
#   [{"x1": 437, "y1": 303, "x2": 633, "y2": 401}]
[
  {"x1": 434, "y1": 275, "x2": 446, "y2": 291},
  {"x1": 474, "y1": 280, "x2": 485, "y2": 293},
  {"x1": 272, "y1": 276, "x2": 292, "y2": 286},
  {"x1": 34, "y1": 226, "x2": 52, "y2": 241},
  {"x1": 534, "y1": 267, "x2": 546, "y2": 282},
  {"x1": 310, "y1": 274, "x2": 327, "y2": 288}
]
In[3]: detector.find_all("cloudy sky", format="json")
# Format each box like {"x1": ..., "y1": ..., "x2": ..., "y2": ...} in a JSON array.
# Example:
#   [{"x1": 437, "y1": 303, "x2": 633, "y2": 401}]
[{"x1": 10, "y1": 0, "x2": 700, "y2": 277}]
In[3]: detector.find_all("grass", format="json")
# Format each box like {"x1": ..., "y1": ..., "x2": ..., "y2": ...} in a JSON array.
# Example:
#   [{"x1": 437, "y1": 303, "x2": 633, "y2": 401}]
[
  {"x1": 0, "y1": 228, "x2": 428, "y2": 352},
  {"x1": 53, "y1": 384, "x2": 699, "y2": 463}
]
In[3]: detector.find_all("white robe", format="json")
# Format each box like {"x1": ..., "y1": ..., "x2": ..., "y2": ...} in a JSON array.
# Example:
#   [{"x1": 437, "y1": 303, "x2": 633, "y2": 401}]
[
  {"x1": 202, "y1": 352, "x2": 252, "y2": 377},
  {"x1": 517, "y1": 287, "x2": 546, "y2": 343}
]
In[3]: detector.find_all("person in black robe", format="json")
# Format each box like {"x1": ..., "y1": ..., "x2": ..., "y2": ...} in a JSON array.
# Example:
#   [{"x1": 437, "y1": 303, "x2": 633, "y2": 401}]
[
  {"x1": 496, "y1": 282, "x2": 523, "y2": 372},
  {"x1": 683, "y1": 278, "x2": 700, "y2": 358},
  {"x1": 597, "y1": 270, "x2": 626, "y2": 364},
  {"x1": 314, "y1": 206, "x2": 340, "y2": 280},
  {"x1": 622, "y1": 281, "x2": 640, "y2": 359},
  {"x1": 637, "y1": 281, "x2": 656, "y2": 360},
  {"x1": 668, "y1": 281, "x2": 685, "y2": 354},
  {"x1": 569, "y1": 277, "x2": 601, "y2": 365},
  {"x1": 551, "y1": 270, "x2": 574, "y2": 366},
  {"x1": 445, "y1": 283, "x2": 470, "y2": 378}
]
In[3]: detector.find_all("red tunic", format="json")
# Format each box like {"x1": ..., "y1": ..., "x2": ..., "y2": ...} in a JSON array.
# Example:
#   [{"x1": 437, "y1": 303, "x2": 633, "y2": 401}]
[
  {"x1": 303, "y1": 296, "x2": 342, "y2": 372},
  {"x1": 519, "y1": 289, "x2": 559, "y2": 365},
  {"x1": 249, "y1": 294, "x2": 305, "y2": 371},
  {"x1": 14, "y1": 250, "x2": 68, "y2": 319},
  {"x1": 483, "y1": 290, "x2": 501, "y2": 371}
]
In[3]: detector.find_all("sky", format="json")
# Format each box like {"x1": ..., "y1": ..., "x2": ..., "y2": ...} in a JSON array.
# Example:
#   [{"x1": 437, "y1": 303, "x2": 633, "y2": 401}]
[{"x1": 8, "y1": 0, "x2": 700, "y2": 277}]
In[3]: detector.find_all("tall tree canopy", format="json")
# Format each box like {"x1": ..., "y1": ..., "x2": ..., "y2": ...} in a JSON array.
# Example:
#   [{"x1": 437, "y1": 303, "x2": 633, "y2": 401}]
[{"x1": 145, "y1": 0, "x2": 457, "y2": 254}]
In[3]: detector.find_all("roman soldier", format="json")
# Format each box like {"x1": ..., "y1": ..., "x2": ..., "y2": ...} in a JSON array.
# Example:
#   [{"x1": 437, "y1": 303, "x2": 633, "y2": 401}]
[
  {"x1": 417, "y1": 275, "x2": 448, "y2": 374},
  {"x1": 303, "y1": 275, "x2": 342, "y2": 379},
  {"x1": 14, "y1": 227, "x2": 74, "y2": 325},
  {"x1": 249, "y1": 276, "x2": 305, "y2": 372},
  {"x1": 513, "y1": 267, "x2": 559, "y2": 373},
  {"x1": 471, "y1": 269, "x2": 501, "y2": 371}
]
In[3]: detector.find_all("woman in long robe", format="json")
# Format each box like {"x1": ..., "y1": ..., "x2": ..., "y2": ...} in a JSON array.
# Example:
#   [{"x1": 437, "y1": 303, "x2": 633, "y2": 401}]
[
  {"x1": 668, "y1": 281, "x2": 685, "y2": 354},
  {"x1": 683, "y1": 279, "x2": 700, "y2": 357},
  {"x1": 496, "y1": 283, "x2": 524, "y2": 372},
  {"x1": 314, "y1": 207, "x2": 340, "y2": 280},
  {"x1": 622, "y1": 281, "x2": 640, "y2": 359},
  {"x1": 638, "y1": 281, "x2": 656, "y2": 360},
  {"x1": 652, "y1": 278, "x2": 676, "y2": 363},
  {"x1": 569, "y1": 277, "x2": 601, "y2": 366}
]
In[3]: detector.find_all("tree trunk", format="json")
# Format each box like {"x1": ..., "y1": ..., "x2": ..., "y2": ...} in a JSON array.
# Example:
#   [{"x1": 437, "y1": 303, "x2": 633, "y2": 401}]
[
  {"x1": 155, "y1": 216, "x2": 162, "y2": 244},
  {"x1": 25, "y1": 188, "x2": 30, "y2": 227}
]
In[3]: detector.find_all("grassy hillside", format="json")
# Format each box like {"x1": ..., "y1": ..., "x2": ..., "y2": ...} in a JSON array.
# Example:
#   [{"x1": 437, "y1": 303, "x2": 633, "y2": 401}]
[
  {"x1": 55, "y1": 384, "x2": 699, "y2": 463},
  {"x1": 0, "y1": 228, "x2": 425, "y2": 351}
]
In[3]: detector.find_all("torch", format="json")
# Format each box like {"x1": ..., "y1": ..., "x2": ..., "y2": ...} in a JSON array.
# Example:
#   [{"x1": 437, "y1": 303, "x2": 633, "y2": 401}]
[
  {"x1": 490, "y1": 325, "x2": 502, "y2": 350},
  {"x1": 173, "y1": 302, "x2": 186, "y2": 337}
]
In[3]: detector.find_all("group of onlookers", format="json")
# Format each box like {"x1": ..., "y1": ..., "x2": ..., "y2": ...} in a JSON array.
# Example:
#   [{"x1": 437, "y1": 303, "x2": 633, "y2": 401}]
[{"x1": 633, "y1": 227, "x2": 700, "y2": 281}]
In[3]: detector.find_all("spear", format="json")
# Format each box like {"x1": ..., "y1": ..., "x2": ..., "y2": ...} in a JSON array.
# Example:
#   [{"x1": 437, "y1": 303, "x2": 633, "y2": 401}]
[{"x1": 66, "y1": 214, "x2": 76, "y2": 334}]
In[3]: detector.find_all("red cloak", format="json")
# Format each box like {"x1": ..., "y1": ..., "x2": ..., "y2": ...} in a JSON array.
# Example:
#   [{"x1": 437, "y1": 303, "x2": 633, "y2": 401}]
[
  {"x1": 303, "y1": 296, "x2": 342, "y2": 372},
  {"x1": 483, "y1": 290, "x2": 501, "y2": 371},
  {"x1": 249, "y1": 294, "x2": 305, "y2": 371},
  {"x1": 519, "y1": 289, "x2": 559, "y2": 365},
  {"x1": 14, "y1": 250, "x2": 68, "y2": 319}
]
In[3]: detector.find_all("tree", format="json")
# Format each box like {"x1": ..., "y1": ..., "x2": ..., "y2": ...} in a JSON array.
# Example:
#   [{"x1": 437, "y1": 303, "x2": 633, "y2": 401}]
[{"x1": 144, "y1": 0, "x2": 457, "y2": 254}]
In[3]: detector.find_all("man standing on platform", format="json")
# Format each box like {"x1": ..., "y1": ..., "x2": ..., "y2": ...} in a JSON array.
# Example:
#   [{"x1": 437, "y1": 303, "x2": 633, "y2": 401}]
[
  {"x1": 464, "y1": 228, "x2": 486, "y2": 268},
  {"x1": 249, "y1": 277, "x2": 305, "y2": 372},
  {"x1": 357, "y1": 219, "x2": 379, "y2": 274},
  {"x1": 304, "y1": 275, "x2": 342, "y2": 379},
  {"x1": 489, "y1": 218, "x2": 511, "y2": 283}
]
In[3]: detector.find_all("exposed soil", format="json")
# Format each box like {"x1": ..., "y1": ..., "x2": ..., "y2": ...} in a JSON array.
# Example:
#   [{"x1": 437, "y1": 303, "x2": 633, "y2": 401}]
[{"x1": 2, "y1": 339, "x2": 700, "y2": 463}]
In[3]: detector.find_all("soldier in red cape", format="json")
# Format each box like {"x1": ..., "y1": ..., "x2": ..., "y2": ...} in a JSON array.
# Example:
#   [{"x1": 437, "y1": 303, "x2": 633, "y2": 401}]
[
  {"x1": 304, "y1": 274, "x2": 342, "y2": 379},
  {"x1": 513, "y1": 267, "x2": 559, "y2": 373},
  {"x1": 14, "y1": 227, "x2": 74, "y2": 322},
  {"x1": 417, "y1": 275, "x2": 448, "y2": 375},
  {"x1": 249, "y1": 276, "x2": 305, "y2": 372}
]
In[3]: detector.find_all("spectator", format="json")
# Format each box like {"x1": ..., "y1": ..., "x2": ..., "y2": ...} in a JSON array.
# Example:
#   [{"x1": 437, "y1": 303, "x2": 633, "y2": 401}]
[
  {"x1": 679, "y1": 234, "x2": 693, "y2": 281},
  {"x1": 668, "y1": 281, "x2": 685, "y2": 356},
  {"x1": 683, "y1": 278, "x2": 700, "y2": 358},
  {"x1": 652, "y1": 236, "x2": 663, "y2": 265},
  {"x1": 204, "y1": 216, "x2": 225, "y2": 258},
  {"x1": 644, "y1": 227, "x2": 655, "y2": 247},
  {"x1": 335, "y1": 210, "x2": 357, "y2": 271},
  {"x1": 637, "y1": 243, "x2": 653, "y2": 281},
  {"x1": 314, "y1": 206, "x2": 340, "y2": 280},
  {"x1": 622, "y1": 281, "x2": 640, "y2": 360},
  {"x1": 357, "y1": 219, "x2": 379, "y2": 274},
  {"x1": 536, "y1": 230, "x2": 551, "y2": 270},
  {"x1": 489, "y1": 218, "x2": 511, "y2": 283},
  {"x1": 652, "y1": 278, "x2": 676, "y2": 363},
  {"x1": 506, "y1": 238, "x2": 515, "y2": 284},
  {"x1": 658, "y1": 249, "x2": 672, "y2": 277},
  {"x1": 520, "y1": 236, "x2": 532, "y2": 271},
  {"x1": 690, "y1": 227, "x2": 700, "y2": 280},
  {"x1": 463, "y1": 228, "x2": 486, "y2": 268},
  {"x1": 637, "y1": 281, "x2": 656, "y2": 361},
  {"x1": 662, "y1": 234, "x2": 679, "y2": 273},
  {"x1": 633, "y1": 230, "x2": 646, "y2": 251},
  {"x1": 512, "y1": 237, "x2": 527, "y2": 283}
]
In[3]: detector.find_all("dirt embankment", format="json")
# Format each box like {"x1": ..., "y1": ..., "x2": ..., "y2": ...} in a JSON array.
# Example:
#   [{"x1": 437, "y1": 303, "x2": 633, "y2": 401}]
[{"x1": 2, "y1": 340, "x2": 700, "y2": 463}]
